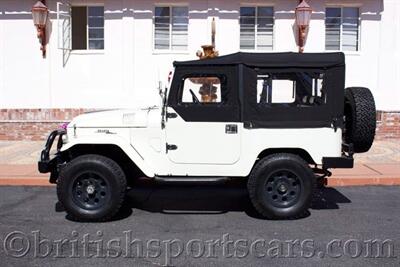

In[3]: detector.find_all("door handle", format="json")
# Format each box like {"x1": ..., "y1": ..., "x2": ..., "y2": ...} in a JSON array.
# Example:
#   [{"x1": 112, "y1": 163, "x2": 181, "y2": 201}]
[{"x1": 225, "y1": 124, "x2": 238, "y2": 134}]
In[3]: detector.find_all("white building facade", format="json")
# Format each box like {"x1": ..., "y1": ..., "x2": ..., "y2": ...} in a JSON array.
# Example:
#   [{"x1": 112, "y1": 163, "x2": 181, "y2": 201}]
[{"x1": 0, "y1": 0, "x2": 399, "y2": 140}]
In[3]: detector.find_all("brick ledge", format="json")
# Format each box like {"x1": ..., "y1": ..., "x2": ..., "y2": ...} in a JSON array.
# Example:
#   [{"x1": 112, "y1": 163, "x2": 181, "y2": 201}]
[{"x1": 0, "y1": 109, "x2": 399, "y2": 140}]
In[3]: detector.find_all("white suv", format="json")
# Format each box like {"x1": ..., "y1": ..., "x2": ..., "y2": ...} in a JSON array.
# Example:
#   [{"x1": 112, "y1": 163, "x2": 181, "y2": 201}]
[{"x1": 38, "y1": 52, "x2": 376, "y2": 221}]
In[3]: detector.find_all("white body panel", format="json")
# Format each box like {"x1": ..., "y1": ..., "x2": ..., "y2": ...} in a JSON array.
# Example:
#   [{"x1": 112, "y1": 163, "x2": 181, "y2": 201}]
[
  {"x1": 61, "y1": 108, "x2": 342, "y2": 178},
  {"x1": 165, "y1": 107, "x2": 241, "y2": 165}
]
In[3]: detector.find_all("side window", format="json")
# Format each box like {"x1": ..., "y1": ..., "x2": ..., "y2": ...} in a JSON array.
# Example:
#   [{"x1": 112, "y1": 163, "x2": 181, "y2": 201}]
[
  {"x1": 257, "y1": 75, "x2": 295, "y2": 103},
  {"x1": 154, "y1": 6, "x2": 189, "y2": 51},
  {"x1": 181, "y1": 76, "x2": 225, "y2": 104},
  {"x1": 256, "y1": 72, "x2": 326, "y2": 107},
  {"x1": 325, "y1": 7, "x2": 360, "y2": 51},
  {"x1": 240, "y1": 6, "x2": 274, "y2": 50},
  {"x1": 71, "y1": 6, "x2": 104, "y2": 50},
  {"x1": 168, "y1": 68, "x2": 239, "y2": 122}
]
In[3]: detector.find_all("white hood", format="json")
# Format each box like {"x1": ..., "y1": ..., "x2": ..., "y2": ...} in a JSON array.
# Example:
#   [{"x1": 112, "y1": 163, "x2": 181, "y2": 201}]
[{"x1": 69, "y1": 108, "x2": 160, "y2": 128}]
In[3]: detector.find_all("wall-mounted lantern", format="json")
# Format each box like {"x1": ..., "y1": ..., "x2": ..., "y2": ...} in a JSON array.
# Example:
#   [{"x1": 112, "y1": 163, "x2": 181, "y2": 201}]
[
  {"x1": 32, "y1": 0, "x2": 49, "y2": 58},
  {"x1": 295, "y1": 0, "x2": 312, "y2": 53}
]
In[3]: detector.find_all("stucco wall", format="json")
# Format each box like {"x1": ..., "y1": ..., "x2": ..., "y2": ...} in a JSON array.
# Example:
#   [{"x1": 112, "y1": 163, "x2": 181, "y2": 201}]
[{"x1": 0, "y1": 0, "x2": 398, "y2": 111}]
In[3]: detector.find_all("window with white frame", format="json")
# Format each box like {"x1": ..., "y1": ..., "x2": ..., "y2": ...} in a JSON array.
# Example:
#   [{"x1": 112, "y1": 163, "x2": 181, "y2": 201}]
[
  {"x1": 325, "y1": 7, "x2": 360, "y2": 51},
  {"x1": 240, "y1": 6, "x2": 274, "y2": 50},
  {"x1": 154, "y1": 6, "x2": 188, "y2": 51},
  {"x1": 71, "y1": 6, "x2": 104, "y2": 50}
]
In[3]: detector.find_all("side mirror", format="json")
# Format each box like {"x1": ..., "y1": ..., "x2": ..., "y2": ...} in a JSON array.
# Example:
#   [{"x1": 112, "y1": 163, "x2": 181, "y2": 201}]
[
  {"x1": 157, "y1": 81, "x2": 168, "y2": 106},
  {"x1": 161, "y1": 87, "x2": 167, "y2": 105},
  {"x1": 158, "y1": 81, "x2": 164, "y2": 98}
]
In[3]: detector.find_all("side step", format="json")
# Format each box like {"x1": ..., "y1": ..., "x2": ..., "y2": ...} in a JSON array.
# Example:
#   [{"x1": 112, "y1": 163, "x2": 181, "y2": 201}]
[{"x1": 154, "y1": 176, "x2": 229, "y2": 184}]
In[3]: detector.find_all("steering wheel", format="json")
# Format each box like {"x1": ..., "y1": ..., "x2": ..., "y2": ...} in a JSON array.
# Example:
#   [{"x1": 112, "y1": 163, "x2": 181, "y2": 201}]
[{"x1": 189, "y1": 89, "x2": 200, "y2": 104}]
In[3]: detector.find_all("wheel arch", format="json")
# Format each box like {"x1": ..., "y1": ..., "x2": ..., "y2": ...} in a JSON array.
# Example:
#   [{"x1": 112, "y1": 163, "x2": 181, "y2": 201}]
[
  {"x1": 256, "y1": 148, "x2": 316, "y2": 165},
  {"x1": 62, "y1": 144, "x2": 146, "y2": 185}
]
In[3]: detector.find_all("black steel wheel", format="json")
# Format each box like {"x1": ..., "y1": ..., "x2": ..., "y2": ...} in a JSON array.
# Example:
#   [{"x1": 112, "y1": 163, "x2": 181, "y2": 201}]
[
  {"x1": 264, "y1": 170, "x2": 301, "y2": 208},
  {"x1": 247, "y1": 153, "x2": 315, "y2": 219},
  {"x1": 57, "y1": 154, "x2": 127, "y2": 222},
  {"x1": 71, "y1": 172, "x2": 111, "y2": 210}
]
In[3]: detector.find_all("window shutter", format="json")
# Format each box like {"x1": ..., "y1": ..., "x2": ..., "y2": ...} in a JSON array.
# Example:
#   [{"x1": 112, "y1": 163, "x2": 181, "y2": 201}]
[
  {"x1": 256, "y1": 7, "x2": 274, "y2": 50},
  {"x1": 342, "y1": 7, "x2": 359, "y2": 51},
  {"x1": 171, "y1": 7, "x2": 188, "y2": 51},
  {"x1": 154, "y1": 7, "x2": 170, "y2": 50},
  {"x1": 325, "y1": 7, "x2": 359, "y2": 51},
  {"x1": 325, "y1": 8, "x2": 341, "y2": 51},
  {"x1": 240, "y1": 7, "x2": 256, "y2": 50},
  {"x1": 57, "y1": 1, "x2": 72, "y2": 50}
]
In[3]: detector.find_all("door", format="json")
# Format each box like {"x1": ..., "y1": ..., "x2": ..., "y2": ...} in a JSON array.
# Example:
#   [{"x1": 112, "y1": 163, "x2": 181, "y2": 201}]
[{"x1": 166, "y1": 68, "x2": 241, "y2": 164}]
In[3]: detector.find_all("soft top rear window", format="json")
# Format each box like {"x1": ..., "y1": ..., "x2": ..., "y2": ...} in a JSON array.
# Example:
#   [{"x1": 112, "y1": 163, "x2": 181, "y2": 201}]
[{"x1": 256, "y1": 71, "x2": 326, "y2": 107}]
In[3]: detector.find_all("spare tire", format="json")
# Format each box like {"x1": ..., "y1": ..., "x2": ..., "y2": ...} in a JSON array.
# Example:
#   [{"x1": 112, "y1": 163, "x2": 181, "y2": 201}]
[{"x1": 344, "y1": 87, "x2": 376, "y2": 153}]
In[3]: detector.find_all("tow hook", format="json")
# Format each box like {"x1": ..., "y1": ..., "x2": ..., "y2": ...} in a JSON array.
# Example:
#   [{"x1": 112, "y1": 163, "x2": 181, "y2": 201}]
[{"x1": 313, "y1": 167, "x2": 332, "y2": 187}]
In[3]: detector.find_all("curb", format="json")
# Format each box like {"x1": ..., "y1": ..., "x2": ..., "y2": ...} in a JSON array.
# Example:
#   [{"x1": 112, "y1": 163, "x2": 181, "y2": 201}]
[
  {"x1": 0, "y1": 176, "x2": 400, "y2": 187},
  {"x1": 328, "y1": 177, "x2": 400, "y2": 186},
  {"x1": 0, "y1": 177, "x2": 53, "y2": 186}
]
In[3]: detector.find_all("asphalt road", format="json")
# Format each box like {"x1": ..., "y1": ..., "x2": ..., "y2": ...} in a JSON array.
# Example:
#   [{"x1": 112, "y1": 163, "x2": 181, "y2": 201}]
[{"x1": 0, "y1": 184, "x2": 399, "y2": 266}]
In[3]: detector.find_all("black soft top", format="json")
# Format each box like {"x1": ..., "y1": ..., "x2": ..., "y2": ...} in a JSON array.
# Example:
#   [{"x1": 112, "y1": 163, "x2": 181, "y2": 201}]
[{"x1": 174, "y1": 52, "x2": 345, "y2": 68}]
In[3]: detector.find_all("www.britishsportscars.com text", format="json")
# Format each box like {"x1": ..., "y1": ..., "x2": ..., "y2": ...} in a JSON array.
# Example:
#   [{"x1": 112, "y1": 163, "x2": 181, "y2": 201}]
[{"x1": 2, "y1": 230, "x2": 396, "y2": 265}]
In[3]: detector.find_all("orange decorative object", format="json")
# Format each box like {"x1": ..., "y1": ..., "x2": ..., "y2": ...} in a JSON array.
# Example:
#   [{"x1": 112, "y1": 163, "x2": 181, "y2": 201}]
[
  {"x1": 188, "y1": 77, "x2": 220, "y2": 84},
  {"x1": 195, "y1": 17, "x2": 220, "y2": 102}
]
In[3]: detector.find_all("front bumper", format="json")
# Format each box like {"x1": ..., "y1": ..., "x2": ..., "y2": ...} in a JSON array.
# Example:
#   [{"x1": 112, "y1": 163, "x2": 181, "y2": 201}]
[{"x1": 38, "y1": 129, "x2": 66, "y2": 179}]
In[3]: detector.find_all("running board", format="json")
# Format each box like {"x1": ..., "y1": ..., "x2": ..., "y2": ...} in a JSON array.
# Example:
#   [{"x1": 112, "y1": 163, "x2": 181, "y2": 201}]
[{"x1": 154, "y1": 176, "x2": 229, "y2": 184}]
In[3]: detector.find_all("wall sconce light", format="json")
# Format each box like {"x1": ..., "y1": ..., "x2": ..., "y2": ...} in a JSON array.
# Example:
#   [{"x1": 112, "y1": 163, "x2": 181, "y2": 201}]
[
  {"x1": 295, "y1": 0, "x2": 312, "y2": 53},
  {"x1": 32, "y1": 1, "x2": 49, "y2": 58}
]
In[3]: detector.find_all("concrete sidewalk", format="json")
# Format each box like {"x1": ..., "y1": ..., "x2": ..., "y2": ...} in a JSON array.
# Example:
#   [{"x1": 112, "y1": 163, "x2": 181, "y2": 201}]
[{"x1": 0, "y1": 140, "x2": 399, "y2": 186}]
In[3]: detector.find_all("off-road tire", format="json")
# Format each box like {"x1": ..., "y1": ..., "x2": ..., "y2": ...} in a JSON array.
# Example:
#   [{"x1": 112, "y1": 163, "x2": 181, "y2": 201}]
[
  {"x1": 344, "y1": 87, "x2": 376, "y2": 153},
  {"x1": 247, "y1": 153, "x2": 315, "y2": 219},
  {"x1": 57, "y1": 154, "x2": 127, "y2": 222}
]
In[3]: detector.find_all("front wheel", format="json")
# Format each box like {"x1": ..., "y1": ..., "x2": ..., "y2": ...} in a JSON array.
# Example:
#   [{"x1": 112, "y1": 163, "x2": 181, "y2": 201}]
[
  {"x1": 247, "y1": 153, "x2": 315, "y2": 219},
  {"x1": 57, "y1": 154, "x2": 127, "y2": 221}
]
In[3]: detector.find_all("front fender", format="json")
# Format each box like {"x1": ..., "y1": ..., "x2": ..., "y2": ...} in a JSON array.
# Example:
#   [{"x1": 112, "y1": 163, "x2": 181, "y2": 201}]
[{"x1": 61, "y1": 135, "x2": 155, "y2": 177}]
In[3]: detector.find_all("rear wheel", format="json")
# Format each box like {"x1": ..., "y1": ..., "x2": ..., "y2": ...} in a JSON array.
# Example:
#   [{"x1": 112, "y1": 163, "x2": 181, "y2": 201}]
[
  {"x1": 247, "y1": 153, "x2": 315, "y2": 219},
  {"x1": 57, "y1": 154, "x2": 127, "y2": 221}
]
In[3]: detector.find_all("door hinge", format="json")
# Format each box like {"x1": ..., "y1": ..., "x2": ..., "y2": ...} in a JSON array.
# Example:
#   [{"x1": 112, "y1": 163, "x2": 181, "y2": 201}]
[
  {"x1": 166, "y1": 143, "x2": 178, "y2": 153},
  {"x1": 166, "y1": 112, "x2": 178, "y2": 119},
  {"x1": 331, "y1": 117, "x2": 343, "y2": 132}
]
